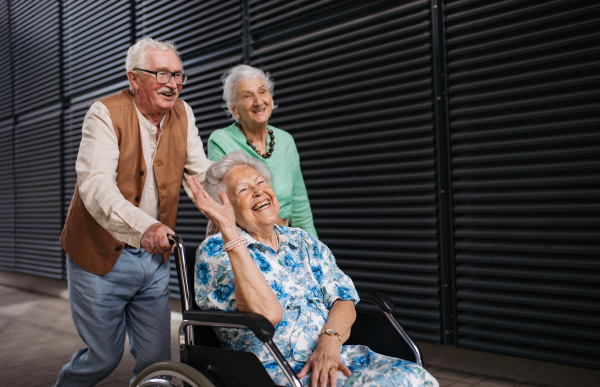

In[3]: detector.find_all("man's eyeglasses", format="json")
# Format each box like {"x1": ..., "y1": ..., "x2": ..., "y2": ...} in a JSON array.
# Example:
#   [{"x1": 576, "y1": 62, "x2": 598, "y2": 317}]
[{"x1": 134, "y1": 68, "x2": 188, "y2": 85}]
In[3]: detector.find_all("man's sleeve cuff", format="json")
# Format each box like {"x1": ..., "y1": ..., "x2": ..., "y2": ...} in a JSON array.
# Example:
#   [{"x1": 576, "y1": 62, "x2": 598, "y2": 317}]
[{"x1": 112, "y1": 212, "x2": 160, "y2": 249}]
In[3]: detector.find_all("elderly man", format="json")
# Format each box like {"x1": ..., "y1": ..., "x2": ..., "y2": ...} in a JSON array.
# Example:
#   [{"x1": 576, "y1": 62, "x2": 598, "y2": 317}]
[{"x1": 55, "y1": 38, "x2": 211, "y2": 386}]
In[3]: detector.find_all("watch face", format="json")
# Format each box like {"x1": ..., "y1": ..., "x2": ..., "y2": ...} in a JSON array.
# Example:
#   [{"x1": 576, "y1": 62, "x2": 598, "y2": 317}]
[{"x1": 325, "y1": 329, "x2": 336, "y2": 335}]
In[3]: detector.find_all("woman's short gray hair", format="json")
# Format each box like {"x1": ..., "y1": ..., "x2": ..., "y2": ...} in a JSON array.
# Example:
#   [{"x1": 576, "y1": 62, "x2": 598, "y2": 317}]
[
  {"x1": 126, "y1": 38, "x2": 182, "y2": 92},
  {"x1": 221, "y1": 64, "x2": 276, "y2": 120},
  {"x1": 204, "y1": 150, "x2": 273, "y2": 203}
]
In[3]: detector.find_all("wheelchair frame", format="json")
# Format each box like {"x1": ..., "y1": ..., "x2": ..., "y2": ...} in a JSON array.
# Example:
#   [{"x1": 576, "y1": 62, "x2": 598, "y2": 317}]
[{"x1": 134, "y1": 234, "x2": 423, "y2": 387}]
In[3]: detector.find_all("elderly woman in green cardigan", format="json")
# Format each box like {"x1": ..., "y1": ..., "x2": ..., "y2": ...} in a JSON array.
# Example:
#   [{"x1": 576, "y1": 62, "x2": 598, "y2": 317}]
[{"x1": 207, "y1": 64, "x2": 318, "y2": 237}]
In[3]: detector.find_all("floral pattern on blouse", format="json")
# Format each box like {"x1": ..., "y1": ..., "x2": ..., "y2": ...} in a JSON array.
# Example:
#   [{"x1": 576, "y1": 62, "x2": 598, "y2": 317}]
[{"x1": 195, "y1": 226, "x2": 438, "y2": 387}]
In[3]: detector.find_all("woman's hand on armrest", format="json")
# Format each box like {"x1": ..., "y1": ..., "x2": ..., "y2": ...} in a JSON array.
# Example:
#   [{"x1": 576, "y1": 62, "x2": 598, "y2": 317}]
[
  {"x1": 297, "y1": 299, "x2": 356, "y2": 386},
  {"x1": 298, "y1": 335, "x2": 350, "y2": 387}
]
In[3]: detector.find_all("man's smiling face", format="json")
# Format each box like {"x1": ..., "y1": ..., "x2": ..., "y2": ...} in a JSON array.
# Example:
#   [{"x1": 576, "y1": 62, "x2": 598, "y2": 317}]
[{"x1": 132, "y1": 49, "x2": 183, "y2": 117}]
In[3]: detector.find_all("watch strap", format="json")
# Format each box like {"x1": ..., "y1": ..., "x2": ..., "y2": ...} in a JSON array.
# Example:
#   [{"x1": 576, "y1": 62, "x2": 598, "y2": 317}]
[{"x1": 320, "y1": 329, "x2": 342, "y2": 344}]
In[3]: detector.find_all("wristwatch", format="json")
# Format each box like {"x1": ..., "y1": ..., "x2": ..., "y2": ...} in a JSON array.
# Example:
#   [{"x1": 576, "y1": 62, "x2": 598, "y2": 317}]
[{"x1": 320, "y1": 328, "x2": 342, "y2": 344}]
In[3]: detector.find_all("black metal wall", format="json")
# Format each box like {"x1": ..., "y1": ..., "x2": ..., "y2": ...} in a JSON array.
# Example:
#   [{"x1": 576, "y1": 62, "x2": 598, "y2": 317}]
[
  {"x1": 0, "y1": 117, "x2": 14, "y2": 271},
  {"x1": 445, "y1": 0, "x2": 600, "y2": 369},
  {"x1": 0, "y1": 0, "x2": 11, "y2": 117},
  {"x1": 0, "y1": 0, "x2": 598, "y2": 369},
  {"x1": 5, "y1": 0, "x2": 64, "y2": 277},
  {"x1": 0, "y1": 1, "x2": 14, "y2": 271}
]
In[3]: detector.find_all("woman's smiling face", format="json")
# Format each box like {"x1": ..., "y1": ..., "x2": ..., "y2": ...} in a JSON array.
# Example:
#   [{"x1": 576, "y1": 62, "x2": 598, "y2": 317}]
[
  {"x1": 231, "y1": 78, "x2": 274, "y2": 127},
  {"x1": 225, "y1": 165, "x2": 280, "y2": 231}
]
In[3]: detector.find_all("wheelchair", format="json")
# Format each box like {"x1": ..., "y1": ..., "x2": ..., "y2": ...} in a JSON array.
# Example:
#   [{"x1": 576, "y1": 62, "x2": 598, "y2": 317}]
[{"x1": 133, "y1": 235, "x2": 423, "y2": 387}]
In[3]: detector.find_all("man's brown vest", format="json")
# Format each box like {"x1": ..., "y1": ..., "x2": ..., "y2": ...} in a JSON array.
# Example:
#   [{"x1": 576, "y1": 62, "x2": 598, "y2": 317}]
[{"x1": 60, "y1": 89, "x2": 188, "y2": 275}]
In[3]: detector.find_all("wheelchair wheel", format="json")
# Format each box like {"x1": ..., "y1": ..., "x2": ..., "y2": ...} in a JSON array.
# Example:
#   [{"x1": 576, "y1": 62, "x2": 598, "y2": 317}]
[{"x1": 132, "y1": 361, "x2": 215, "y2": 387}]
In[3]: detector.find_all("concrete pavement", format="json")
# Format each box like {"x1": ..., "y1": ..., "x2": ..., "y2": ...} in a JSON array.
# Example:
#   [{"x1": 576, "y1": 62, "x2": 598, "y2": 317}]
[{"x1": 0, "y1": 284, "x2": 543, "y2": 387}]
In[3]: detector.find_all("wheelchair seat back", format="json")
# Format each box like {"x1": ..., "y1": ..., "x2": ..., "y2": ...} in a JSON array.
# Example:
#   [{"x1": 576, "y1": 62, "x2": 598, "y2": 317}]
[{"x1": 345, "y1": 304, "x2": 418, "y2": 363}]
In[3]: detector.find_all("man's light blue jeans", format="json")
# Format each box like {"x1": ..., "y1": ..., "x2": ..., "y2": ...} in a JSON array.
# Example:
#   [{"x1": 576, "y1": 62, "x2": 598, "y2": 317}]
[{"x1": 55, "y1": 245, "x2": 171, "y2": 386}]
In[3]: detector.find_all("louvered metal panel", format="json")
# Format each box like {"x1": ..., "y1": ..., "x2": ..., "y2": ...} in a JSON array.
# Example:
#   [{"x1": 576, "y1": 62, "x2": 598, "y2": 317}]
[
  {"x1": 445, "y1": 0, "x2": 600, "y2": 368},
  {"x1": 135, "y1": 0, "x2": 243, "y2": 296},
  {"x1": 62, "y1": 0, "x2": 131, "y2": 98},
  {"x1": 14, "y1": 105, "x2": 64, "y2": 278},
  {"x1": 249, "y1": 0, "x2": 442, "y2": 342},
  {"x1": 10, "y1": 0, "x2": 60, "y2": 114},
  {"x1": 0, "y1": 118, "x2": 15, "y2": 270},
  {"x1": 0, "y1": 0, "x2": 12, "y2": 119}
]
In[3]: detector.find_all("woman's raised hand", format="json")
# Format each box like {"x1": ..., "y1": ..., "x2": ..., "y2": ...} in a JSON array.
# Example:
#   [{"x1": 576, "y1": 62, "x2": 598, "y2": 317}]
[
  {"x1": 297, "y1": 338, "x2": 351, "y2": 387},
  {"x1": 186, "y1": 176, "x2": 237, "y2": 234}
]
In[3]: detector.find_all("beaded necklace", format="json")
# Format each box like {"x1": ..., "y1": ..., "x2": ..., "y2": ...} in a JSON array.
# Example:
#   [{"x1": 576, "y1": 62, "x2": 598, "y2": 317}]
[{"x1": 238, "y1": 123, "x2": 275, "y2": 159}]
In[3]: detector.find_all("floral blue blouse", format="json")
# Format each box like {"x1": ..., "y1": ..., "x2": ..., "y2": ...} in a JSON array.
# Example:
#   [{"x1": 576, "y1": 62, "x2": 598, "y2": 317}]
[{"x1": 195, "y1": 226, "x2": 438, "y2": 387}]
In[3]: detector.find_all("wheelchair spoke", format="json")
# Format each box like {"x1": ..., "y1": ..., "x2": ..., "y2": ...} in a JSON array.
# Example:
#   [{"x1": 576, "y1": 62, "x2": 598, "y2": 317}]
[{"x1": 133, "y1": 361, "x2": 215, "y2": 387}]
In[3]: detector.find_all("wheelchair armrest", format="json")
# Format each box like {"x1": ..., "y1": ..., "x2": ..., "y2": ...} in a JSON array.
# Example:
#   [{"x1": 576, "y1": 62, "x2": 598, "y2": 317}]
[
  {"x1": 357, "y1": 290, "x2": 395, "y2": 313},
  {"x1": 183, "y1": 310, "x2": 275, "y2": 343}
]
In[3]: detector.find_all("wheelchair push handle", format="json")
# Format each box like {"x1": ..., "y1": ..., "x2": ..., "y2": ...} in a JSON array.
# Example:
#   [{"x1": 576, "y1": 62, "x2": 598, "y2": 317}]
[
  {"x1": 167, "y1": 234, "x2": 193, "y2": 313},
  {"x1": 167, "y1": 233, "x2": 176, "y2": 245}
]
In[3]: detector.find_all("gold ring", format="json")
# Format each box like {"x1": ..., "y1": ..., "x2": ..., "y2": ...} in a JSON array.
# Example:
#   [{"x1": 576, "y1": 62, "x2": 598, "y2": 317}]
[{"x1": 330, "y1": 366, "x2": 337, "y2": 371}]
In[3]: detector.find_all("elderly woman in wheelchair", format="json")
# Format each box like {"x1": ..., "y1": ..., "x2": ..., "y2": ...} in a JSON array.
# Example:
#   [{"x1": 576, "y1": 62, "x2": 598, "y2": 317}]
[{"x1": 185, "y1": 151, "x2": 438, "y2": 387}]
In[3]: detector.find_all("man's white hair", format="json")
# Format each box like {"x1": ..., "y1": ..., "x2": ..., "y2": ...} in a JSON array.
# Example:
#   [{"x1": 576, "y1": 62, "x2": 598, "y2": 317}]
[
  {"x1": 221, "y1": 64, "x2": 277, "y2": 120},
  {"x1": 125, "y1": 37, "x2": 182, "y2": 91},
  {"x1": 204, "y1": 150, "x2": 273, "y2": 204}
]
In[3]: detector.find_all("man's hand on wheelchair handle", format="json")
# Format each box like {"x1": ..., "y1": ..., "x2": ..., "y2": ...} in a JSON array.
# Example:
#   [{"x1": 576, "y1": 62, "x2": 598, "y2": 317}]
[{"x1": 141, "y1": 222, "x2": 175, "y2": 254}]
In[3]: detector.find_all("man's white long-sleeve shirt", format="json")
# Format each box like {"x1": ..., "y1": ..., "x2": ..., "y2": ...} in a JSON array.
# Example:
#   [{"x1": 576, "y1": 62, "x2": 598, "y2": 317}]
[{"x1": 75, "y1": 99, "x2": 211, "y2": 249}]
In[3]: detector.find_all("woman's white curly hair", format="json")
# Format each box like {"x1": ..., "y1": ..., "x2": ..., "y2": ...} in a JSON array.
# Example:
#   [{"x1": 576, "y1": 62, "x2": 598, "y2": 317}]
[{"x1": 204, "y1": 150, "x2": 273, "y2": 203}]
